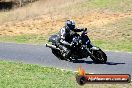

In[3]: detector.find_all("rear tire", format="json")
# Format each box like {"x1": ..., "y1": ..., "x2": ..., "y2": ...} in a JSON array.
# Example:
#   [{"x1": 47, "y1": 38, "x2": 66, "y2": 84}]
[{"x1": 90, "y1": 50, "x2": 107, "y2": 64}]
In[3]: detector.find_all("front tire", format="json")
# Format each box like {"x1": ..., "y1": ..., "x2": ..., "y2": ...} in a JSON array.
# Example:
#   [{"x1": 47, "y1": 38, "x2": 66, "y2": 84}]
[{"x1": 90, "y1": 50, "x2": 107, "y2": 64}]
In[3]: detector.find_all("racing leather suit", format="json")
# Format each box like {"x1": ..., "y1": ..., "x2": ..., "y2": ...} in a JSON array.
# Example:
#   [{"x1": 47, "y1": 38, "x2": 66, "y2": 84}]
[
  {"x1": 58, "y1": 26, "x2": 93, "y2": 58},
  {"x1": 59, "y1": 26, "x2": 93, "y2": 47}
]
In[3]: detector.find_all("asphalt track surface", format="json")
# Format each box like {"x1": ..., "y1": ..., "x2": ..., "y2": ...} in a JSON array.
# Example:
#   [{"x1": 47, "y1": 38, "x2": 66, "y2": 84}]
[{"x1": 0, "y1": 42, "x2": 132, "y2": 76}]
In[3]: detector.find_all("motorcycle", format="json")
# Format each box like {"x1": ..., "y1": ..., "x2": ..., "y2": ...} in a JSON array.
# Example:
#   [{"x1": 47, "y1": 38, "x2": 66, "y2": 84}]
[{"x1": 46, "y1": 29, "x2": 107, "y2": 64}]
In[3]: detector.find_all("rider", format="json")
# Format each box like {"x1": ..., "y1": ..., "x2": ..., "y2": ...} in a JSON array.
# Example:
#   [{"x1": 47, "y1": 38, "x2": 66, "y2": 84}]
[{"x1": 59, "y1": 20, "x2": 93, "y2": 58}]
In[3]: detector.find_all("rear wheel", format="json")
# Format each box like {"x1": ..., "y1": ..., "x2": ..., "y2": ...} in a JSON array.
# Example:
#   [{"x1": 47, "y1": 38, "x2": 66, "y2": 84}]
[{"x1": 90, "y1": 50, "x2": 107, "y2": 64}]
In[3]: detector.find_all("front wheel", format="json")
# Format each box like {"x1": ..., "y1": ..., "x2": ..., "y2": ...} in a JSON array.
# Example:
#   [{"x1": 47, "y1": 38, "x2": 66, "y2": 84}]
[{"x1": 90, "y1": 49, "x2": 107, "y2": 64}]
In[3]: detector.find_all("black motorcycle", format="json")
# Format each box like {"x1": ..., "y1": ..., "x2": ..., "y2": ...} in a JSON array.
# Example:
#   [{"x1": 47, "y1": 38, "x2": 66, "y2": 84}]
[{"x1": 46, "y1": 30, "x2": 107, "y2": 64}]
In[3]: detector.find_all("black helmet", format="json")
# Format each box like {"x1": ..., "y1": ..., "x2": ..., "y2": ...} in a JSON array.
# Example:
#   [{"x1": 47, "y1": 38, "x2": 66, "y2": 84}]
[{"x1": 65, "y1": 20, "x2": 75, "y2": 30}]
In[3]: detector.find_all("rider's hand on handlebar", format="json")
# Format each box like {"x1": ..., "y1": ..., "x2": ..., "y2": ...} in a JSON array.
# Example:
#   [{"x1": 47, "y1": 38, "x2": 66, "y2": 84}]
[{"x1": 82, "y1": 28, "x2": 88, "y2": 35}]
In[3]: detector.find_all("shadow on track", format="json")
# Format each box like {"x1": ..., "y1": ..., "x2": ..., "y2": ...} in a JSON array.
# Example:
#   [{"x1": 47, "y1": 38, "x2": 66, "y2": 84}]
[
  {"x1": 71, "y1": 60, "x2": 125, "y2": 65},
  {"x1": 105, "y1": 62, "x2": 125, "y2": 65}
]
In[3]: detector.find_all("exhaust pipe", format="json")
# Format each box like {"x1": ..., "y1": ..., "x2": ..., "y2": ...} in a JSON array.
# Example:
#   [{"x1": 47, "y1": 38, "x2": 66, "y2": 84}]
[{"x1": 45, "y1": 43, "x2": 60, "y2": 50}]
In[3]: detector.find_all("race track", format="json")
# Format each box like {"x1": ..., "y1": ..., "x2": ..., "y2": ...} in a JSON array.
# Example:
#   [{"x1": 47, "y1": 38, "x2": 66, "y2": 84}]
[{"x1": 0, "y1": 42, "x2": 132, "y2": 76}]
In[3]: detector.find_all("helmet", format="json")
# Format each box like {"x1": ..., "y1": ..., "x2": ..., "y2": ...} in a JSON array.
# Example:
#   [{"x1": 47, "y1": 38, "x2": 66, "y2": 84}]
[{"x1": 65, "y1": 20, "x2": 75, "y2": 30}]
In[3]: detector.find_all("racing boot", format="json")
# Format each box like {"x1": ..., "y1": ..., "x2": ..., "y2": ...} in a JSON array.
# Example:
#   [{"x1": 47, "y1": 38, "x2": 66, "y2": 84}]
[
  {"x1": 65, "y1": 50, "x2": 72, "y2": 61},
  {"x1": 58, "y1": 45, "x2": 72, "y2": 61}
]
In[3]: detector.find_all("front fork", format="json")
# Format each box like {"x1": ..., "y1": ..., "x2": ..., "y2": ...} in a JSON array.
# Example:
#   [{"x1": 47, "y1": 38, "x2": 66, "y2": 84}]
[{"x1": 86, "y1": 46, "x2": 100, "y2": 58}]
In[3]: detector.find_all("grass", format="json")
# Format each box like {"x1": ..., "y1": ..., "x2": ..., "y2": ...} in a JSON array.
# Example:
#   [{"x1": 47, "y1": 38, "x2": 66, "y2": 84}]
[
  {"x1": 0, "y1": 1, "x2": 132, "y2": 88},
  {"x1": 0, "y1": 0, "x2": 132, "y2": 24},
  {"x1": 0, "y1": 34, "x2": 48, "y2": 44},
  {"x1": 0, "y1": 16, "x2": 132, "y2": 52},
  {"x1": 0, "y1": 60, "x2": 78, "y2": 88},
  {"x1": 79, "y1": 0, "x2": 132, "y2": 12},
  {"x1": 0, "y1": 60, "x2": 132, "y2": 88},
  {"x1": 90, "y1": 16, "x2": 132, "y2": 52},
  {"x1": 63, "y1": 0, "x2": 132, "y2": 16},
  {"x1": 92, "y1": 40, "x2": 132, "y2": 52},
  {"x1": 0, "y1": 33, "x2": 131, "y2": 52},
  {"x1": 0, "y1": 0, "x2": 83, "y2": 24},
  {"x1": 0, "y1": 0, "x2": 132, "y2": 52}
]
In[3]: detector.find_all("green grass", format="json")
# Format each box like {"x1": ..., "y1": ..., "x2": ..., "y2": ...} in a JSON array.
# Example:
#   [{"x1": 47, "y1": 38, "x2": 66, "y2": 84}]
[
  {"x1": 92, "y1": 40, "x2": 132, "y2": 52},
  {"x1": 0, "y1": 34, "x2": 48, "y2": 45},
  {"x1": 0, "y1": 33, "x2": 131, "y2": 52},
  {"x1": 91, "y1": 16, "x2": 132, "y2": 52},
  {"x1": 78, "y1": 0, "x2": 132, "y2": 12},
  {"x1": 62, "y1": 0, "x2": 132, "y2": 16},
  {"x1": 0, "y1": 60, "x2": 78, "y2": 88},
  {"x1": 60, "y1": 0, "x2": 132, "y2": 22},
  {"x1": 0, "y1": 16, "x2": 132, "y2": 52},
  {"x1": 0, "y1": 60, "x2": 132, "y2": 88},
  {"x1": 0, "y1": 0, "x2": 132, "y2": 52}
]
